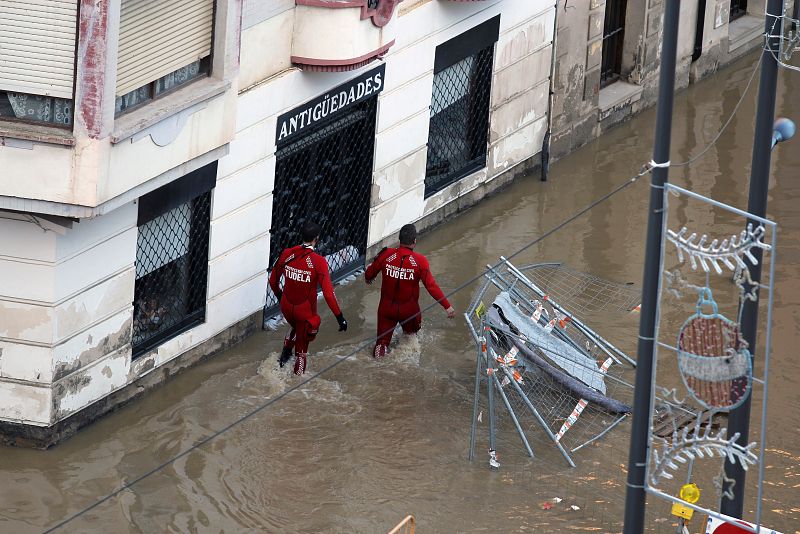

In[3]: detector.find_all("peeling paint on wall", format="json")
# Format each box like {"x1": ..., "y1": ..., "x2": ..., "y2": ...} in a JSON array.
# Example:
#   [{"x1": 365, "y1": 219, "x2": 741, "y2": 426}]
[
  {"x1": 52, "y1": 348, "x2": 128, "y2": 421},
  {"x1": 77, "y1": 0, "x2": 109, "y2": 139},
  {"x1": 0, "y1": 302, "x2": 52, "y2": 342},
  {"x1": 0, "y1": 383, "x2": 51, "y2": 424},
  {"x1": 53, "y1": 316, "x2": 132, "y2": 382}
]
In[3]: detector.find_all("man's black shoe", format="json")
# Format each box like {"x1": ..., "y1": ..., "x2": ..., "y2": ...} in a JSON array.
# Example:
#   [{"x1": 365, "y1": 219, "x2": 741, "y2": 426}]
[{"x1": 278, "y1": 346, "x2": 292, "y2": 368}]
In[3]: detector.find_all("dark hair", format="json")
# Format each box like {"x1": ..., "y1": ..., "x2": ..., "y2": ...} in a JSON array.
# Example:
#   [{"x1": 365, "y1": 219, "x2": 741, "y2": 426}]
[
  {"x1": 399, "y1": 223, "x2": 417, "y2": 245},
  {"x1": 301, "y1": 221, "x2": 321, "y2": 243}
]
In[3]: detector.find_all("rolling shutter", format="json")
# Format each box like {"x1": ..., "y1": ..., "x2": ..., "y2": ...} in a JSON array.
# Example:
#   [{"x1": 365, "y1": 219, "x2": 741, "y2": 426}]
[
  {"x1": 0, "y1": 0, "x2": 78, "y2": 99},
  {"x1": 117, "y1": 0, "x2": 214, "y2": 96}
]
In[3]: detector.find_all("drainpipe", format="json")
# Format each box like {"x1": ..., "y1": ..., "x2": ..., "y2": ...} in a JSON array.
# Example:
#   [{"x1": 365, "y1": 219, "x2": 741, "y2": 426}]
[
  {"x1": 541, "y1": 0, "x2": 560, "y2": 182},
  {"x1": 692, "y1": 0, "x2": 706, "y2": 62}
]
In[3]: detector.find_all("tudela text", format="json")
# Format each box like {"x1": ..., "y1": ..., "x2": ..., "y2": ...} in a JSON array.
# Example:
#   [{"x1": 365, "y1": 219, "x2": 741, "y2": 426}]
[
  {"x1": 385, "y1": 265, "x2": 415, "y2": 280},
  {"x1": 285, "y1": 265, "x2": 311, "y2": 283}
]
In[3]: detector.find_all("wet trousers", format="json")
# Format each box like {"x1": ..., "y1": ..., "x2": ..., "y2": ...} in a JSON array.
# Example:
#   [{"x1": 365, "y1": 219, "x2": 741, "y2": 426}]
[
  {"x1": 280, "y1": 300, "x2": 321, "y2": 354},
  {"x1": 375, "y1": 300, "x2": 422, "y2": 347}
]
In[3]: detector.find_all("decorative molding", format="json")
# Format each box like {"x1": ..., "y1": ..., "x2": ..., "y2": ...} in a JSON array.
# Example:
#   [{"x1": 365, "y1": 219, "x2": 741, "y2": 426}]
[
  {"x1": 296, "y1": 0, "x2": 403, "y2": 27},
  {"x1": 292, "y1": 41, "x2": 394, "y2": 71},
  {"x1": 131, "y1": 101, "x2": 209, "y2": 147}
]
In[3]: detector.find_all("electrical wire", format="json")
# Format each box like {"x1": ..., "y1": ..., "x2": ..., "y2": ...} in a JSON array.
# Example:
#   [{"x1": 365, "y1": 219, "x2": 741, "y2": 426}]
[{"x1": 671, "y1": 53, "x2": 763, "y2": 168}]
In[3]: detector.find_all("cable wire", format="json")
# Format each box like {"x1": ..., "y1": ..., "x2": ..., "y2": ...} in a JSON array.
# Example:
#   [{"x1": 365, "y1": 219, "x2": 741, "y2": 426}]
[{"x1": 671, "y1": 52, "x2": 763, "y2": 168}]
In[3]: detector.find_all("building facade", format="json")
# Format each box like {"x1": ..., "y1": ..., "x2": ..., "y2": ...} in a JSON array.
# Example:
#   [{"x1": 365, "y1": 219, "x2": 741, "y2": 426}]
[{"x1": 0, "y1": 0, "x2": 766, "y2": 446}]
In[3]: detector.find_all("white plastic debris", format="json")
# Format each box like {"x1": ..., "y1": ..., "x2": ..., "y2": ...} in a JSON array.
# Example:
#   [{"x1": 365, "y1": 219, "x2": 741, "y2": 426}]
[
  {"x1": 488, "y1": 449, "x2": 500, "y2": 469},
  {"x1": 570, "y1": 505, "x2": 580, "y2": 511},
  {"x1": 552, "y1": 497, "x2": 563, "y2": 503}
]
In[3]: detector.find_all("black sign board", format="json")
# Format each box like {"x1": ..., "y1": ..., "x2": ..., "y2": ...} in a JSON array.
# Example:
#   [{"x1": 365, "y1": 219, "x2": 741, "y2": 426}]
[{"x1": 276, "y1": 63, "x2": 386, "y2": 146}]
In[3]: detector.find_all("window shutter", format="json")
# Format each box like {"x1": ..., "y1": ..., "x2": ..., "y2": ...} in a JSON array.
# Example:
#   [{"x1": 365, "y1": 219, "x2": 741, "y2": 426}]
[
  {"x1": 117, "y1": 0, "x2": 214, "y2": 96},
  {"x1": 0, "y1": 0, "x2": 78, "y2": 99}
]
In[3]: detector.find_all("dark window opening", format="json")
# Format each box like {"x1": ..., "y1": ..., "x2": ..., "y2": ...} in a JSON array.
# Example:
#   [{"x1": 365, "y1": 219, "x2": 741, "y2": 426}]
[
  {"x1": 600, "y1": 0, "x2": 628, "y2": 88},
  {"x1": 730, "y1": 0, "x2": 748, "y2": 22},
  {"x1": 0, "y1": 92, "x2": 73, "y2": 127},
  {"x1": 264, "y1": 98, "x2": 377, "y2": 319},
  {"x1": 115, "y1": 56, "x2": 212, "y2": 117},
  {"x1": 425, "y1": 44, "x2": 494, "y2": 198},
  {"x1": 133, "y1": 165, "x2": 215, "y2": 358}
]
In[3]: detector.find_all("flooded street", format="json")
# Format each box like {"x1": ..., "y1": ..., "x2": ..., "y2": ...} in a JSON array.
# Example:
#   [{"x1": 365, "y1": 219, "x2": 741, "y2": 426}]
[{"x1": 3, "y1": 51, "x2": 799, "y2": 533}]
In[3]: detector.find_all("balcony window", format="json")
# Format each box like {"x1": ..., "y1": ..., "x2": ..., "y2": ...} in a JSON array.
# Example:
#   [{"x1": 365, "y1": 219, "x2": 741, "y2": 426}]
[
  {"x1": 116, "y1": 0, "x2": 214, "y2": 116},
  {"x1": 115, "y1": 57, "x2": 211, "y2": 116},
  {"x1": 0, "y1": 0, "x2": 77, "y2": 128},
  {"x1": 0, "y1": 92, "x2": 73, "y2": 127}
]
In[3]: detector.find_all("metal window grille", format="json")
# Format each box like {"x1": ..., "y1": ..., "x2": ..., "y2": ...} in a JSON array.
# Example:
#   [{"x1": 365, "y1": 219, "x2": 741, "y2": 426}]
[
  {"x1": 425, "y1": 44, "x2": 494, "y2": 198},
  {"x1": 730, "y1": 0, "x2": 747, "y2": 21},
  {"x1": 133, "y1": 191, "x2": 211, "y2": 357},
  {"x1": 264, "y1": 97, "x2": 377, "y2": 319},
  {"x1": 600, "y1": 0, "x2": 627, "y2": 88}
]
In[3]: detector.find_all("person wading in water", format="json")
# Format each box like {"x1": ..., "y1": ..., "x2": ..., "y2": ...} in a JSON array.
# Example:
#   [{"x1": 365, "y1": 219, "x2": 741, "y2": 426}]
[
  {"x1": 269, "y1": 221, "x2": 348, "y2": 374},
  {"x1": 365, "y1": 223, "x2": 455, "y2": 358}
]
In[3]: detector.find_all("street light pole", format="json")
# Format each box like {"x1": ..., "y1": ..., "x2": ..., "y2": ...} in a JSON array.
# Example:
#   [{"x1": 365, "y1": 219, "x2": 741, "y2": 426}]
[
  {"x1": 721, "y1": 0, "x2": 784, "y2": 518},
  {"x1": 622, "y1": 1, "x2": 681, "y2": 533}
]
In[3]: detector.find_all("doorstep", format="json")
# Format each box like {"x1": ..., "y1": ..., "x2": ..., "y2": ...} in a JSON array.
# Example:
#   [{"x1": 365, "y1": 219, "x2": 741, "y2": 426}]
[
  {"x1": 728, "y1": 15, "x2": 764, "y2": 53},
  {"x1": 598, "y1": 81, "x2": 643, "y2": 121}
]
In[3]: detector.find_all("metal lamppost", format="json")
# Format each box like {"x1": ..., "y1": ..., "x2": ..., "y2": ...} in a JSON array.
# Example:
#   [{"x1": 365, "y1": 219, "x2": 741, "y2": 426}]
[
  {"x1": 721, "y1": 113, "x2": 794, "y2": 517},
  {"x1": 719, "y1": 0, "x2": 791, "y2": 518},
  {"x1": 622, "y1": 2, "x2": 681, "y2": 533}
]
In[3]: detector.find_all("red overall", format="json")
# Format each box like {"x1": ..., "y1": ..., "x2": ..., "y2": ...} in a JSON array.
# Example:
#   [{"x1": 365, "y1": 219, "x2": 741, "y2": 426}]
[
  {"x1": 365, "y1": 246, "x2": 450, "y2": 351},
  {"x1": 269, "y1": 245, "x2": 341, "y2": 372}
]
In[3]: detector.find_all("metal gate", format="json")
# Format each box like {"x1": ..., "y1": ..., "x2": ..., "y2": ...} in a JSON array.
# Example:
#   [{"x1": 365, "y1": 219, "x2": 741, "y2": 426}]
[{"x1": 264, "y1": 96, "x2": 378, "y2": 320}]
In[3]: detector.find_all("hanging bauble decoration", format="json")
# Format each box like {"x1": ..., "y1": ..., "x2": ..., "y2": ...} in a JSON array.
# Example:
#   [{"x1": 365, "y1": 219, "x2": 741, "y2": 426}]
[{"x1": 677, "y1": 288, "x2": 751, "y2": 411}]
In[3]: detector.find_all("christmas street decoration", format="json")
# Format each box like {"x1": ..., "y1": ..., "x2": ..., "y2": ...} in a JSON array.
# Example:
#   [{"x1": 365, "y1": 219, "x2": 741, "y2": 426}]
[
  {"x1": 642, "y1": 183, "x2": 778, "y2": 533},
  {"x1": 666, "y1": 223, "x2": 771, "y2": 274},
  {"x1": 677, "y1": 288, "x2": 752, "y2": 411},
  {"x1": 650, "y1": 424, "x2": 758, "y2": 486}
]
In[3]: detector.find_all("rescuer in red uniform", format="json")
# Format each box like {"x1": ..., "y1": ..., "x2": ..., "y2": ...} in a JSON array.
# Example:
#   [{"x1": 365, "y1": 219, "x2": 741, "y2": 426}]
[
  {"x1": 269, "y1": 222, "x2": 348, "y2": 375},
  {"x1": 365, "y1": 223, "x2": 455, "y2": 358}
]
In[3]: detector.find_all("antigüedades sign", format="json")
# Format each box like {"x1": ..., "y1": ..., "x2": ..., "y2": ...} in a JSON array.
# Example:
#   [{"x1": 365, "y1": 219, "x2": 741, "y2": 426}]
[{"x1": 276, "y1": 63, "x2": 386, "y2": 145}]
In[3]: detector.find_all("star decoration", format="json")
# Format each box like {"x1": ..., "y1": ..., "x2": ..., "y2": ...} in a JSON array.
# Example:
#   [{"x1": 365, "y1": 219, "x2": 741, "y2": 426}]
[{"x1": 712, "y1": 470, "x2": 737, "y2": 501}]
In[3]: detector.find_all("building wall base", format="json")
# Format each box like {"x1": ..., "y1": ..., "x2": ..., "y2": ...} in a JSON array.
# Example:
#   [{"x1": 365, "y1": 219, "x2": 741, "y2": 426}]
[{"x1": 0, "y1": 311, "x2": 262, "y2": 449}]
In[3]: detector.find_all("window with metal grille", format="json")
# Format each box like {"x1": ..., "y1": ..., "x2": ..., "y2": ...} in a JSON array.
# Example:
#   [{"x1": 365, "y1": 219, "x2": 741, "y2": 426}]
[
  {"x1": 133, "y1": 164, "x2": 215, "y2": 357},
  {"x1": 264, "y1": 97, "x2": 377, "y2": 318},
  {"x1": 425, "y1": 20, "x2": 498, "y2": 198},
  {"x1": 600, "y1": 0, "x2": 627, "y2": 88},
  {"x1": 730, "y1": 0, "x2": 747, "y2": 21}
]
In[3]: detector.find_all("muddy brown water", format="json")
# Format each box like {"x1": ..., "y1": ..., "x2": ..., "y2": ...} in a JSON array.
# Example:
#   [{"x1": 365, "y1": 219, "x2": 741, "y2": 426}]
[{"x1": 2, "y1": 52, "x2": 799, "y2": 533}]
